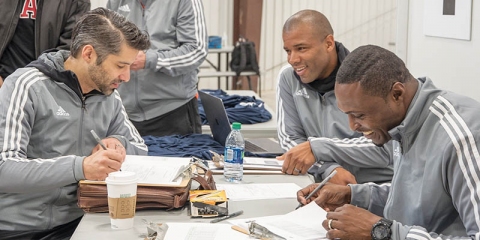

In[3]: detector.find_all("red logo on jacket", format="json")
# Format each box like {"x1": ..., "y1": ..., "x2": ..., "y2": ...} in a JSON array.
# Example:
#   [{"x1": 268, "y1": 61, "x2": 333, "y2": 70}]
[{"x1": 20, "y1": 0, "x2": 37, "y2": 19}]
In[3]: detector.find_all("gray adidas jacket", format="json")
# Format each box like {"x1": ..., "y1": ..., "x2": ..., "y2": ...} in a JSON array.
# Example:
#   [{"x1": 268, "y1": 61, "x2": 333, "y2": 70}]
[
  {"x1": 0, "y1": 50, "x2": 147, "y2": 231},
  {"x1": 276, "y1": 42, "x2": 393, "y2": 183},
  {"x1": 351, "y1": 78, "x2": 480, "y2": 239},
  {"x1": 107, "y1": 0, "x2": 208, "y2": 121}
]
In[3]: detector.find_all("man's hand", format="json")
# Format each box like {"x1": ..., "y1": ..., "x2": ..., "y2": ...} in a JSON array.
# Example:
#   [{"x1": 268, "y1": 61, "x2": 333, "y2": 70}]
[
  {"x1": 0, "y1": 76, "x2": 3, "y2": 88},
  {"x1": 297, "y1": 183, "x2": 351, "y2": 212},
  {"x1": 83, "y1": 149, "x2": 125, "y2": 181},
  {"x1": 328, "y1": 168, "x2": 357, "y2": 185},
  {"x1": 130, "y1": 50, "x2": 146, "y2": 71},
  {"x1": 278, "y1": 141, "x2": 315, "y2": 175},
  {"x1": 91, "y1": 137, "x2": 126, "y2": 159},
  {"x1": 322, "y1": 204, "x2": 381, "y2": 240}
]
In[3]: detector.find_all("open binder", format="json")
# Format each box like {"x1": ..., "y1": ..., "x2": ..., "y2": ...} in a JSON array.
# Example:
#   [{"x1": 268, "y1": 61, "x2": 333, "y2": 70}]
[{"x1": 77, "y1": 155, "x2": 216, "y2": 213}]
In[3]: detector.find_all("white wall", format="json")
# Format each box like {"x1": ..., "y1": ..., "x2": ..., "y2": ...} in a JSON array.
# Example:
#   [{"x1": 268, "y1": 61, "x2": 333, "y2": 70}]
[
  {"x1": 89, "y1": 1, "x2": 398, "y2": 93},
  {"x1": 402, "y1": 0, "x2": 480, "y2": 101}
]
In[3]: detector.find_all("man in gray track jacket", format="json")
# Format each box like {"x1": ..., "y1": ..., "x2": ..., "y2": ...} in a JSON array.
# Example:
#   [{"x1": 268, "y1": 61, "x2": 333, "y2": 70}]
[
  {"x1": 277, "y1": 10, "x2": 393, "y2": 184},
  {"x1": 298, "y1": 45, "x2": 480, "y2": 239},
  {"x1": 108, "y1": 0, "x2": 208, "y2": 137},
  {"x1": 0, "y1": 8, "x2": 149, "y2": 239}
]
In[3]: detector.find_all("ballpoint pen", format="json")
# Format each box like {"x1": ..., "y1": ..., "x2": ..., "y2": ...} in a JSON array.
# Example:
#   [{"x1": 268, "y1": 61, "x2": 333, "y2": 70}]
[
  {"x1": 90, "y1": 130, "x2": 107, "y2": 150},
  {"x1": 295, "y1": 169, "x2": 338, "y2": 210},
  {"x1": 210, "y1": 210, "x2": 244, "y2": 223}
]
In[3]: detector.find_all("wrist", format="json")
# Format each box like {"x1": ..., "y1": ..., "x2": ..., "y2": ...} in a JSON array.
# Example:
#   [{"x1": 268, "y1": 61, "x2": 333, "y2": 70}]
[{"x1": 371, "y1": 218, "x2": 393, "y2": 240}]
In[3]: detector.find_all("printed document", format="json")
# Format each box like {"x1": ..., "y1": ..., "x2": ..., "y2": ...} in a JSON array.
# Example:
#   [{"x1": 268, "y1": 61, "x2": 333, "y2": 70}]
[
  {"x1": 121, "y1": 155, "x2": 191, "y2": 185},
  {"x1": 229, "y1": 202, "x2": 328, "y2": 239},
  {"x1": 163, "y1": 223, "x2": 247, "y2": 240},
  {"x1": 216, "y1": 183, "x2": 301, "y2": 201}
]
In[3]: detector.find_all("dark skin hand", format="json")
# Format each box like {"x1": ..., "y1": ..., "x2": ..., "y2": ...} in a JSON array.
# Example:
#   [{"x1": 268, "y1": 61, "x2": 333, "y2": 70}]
[
  {"x1": 328, "y1": 167, "x2": 357, "y2": 185},
  {"x1": 298, "y1": 183, "x2": 382, "y2": 240},
  {"x1": 322, "y1": 204, "x2": 381, "y2": 240},
  {"x1": 297, "y1": 183, "x2": 351, "y2": 211},
  {"x1": 278, "y1": 141, "x2": 315, "y2": 175},
  {"x1": 278, "y1": 142, "x2": 359, "y2": 186}
]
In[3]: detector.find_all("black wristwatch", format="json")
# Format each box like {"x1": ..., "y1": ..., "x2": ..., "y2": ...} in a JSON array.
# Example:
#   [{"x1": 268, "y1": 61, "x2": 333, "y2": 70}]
[{"x1": 371, "y1": 218, "x2": 393, "y2": 240}]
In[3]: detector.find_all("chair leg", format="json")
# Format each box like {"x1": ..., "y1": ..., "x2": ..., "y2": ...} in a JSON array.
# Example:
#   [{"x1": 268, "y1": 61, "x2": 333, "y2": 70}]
[{"x1": 247, "y1": 76, "x2": 252, "y2": 91}]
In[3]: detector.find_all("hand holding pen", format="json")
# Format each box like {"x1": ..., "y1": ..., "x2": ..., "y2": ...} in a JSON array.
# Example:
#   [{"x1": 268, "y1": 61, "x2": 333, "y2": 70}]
[{"x1": 296, "y1": 170, "x2": 338, "y2": 210}]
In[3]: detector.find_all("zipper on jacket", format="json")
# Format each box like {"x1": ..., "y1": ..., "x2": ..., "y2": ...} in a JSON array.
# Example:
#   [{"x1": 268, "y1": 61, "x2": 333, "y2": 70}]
[{"x1": 137, "y1": 0, "x2": 145, "y2": 17}]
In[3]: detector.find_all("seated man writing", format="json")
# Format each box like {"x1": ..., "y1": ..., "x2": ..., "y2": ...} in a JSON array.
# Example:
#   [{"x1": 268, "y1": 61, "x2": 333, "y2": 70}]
[
  {"x1": 298, "y1": 45, "x2": 480, "y2": 239},
  {"x1": 0, "y1": 8, "x2": 150, "y2": 239}
]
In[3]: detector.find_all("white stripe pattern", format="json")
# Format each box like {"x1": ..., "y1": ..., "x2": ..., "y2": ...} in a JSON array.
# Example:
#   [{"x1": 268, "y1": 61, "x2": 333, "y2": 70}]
[
  {"x1": 416, "y1": 95, "x2": 480, "y2": 240},
  {"x1": 113, "y1": 91, "x2": 148, "y2": 152},
  {"x1": 155, "y1": 0, "x2": 207, "y2": 69},
  {"x1": 2, "y1": 69, "x2": 42, "y2": 161},
  {"x1": 276, "y1": 65, "x2": 298, "y2": 150}
]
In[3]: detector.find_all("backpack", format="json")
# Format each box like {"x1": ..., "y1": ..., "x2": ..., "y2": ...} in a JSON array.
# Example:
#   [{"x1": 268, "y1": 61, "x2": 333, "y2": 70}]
[{"x1": 230, "y1": 38, "x2": 260, "y2": 76}]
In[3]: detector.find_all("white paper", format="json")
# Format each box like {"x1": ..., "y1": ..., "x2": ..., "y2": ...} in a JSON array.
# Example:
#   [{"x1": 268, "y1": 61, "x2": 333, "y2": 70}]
[
  {"x1": 229, "y1": 202, "x2": 328, "y2": 240},
  {"x1": 121, "y1": 155, "x2": 191, "y2": 185},
  {"x1": 163, "y1": 223, "x2": 248, "y2": 240},
  {"x1": 216, "y1": 183, "x2": 300, "y2": 201}
]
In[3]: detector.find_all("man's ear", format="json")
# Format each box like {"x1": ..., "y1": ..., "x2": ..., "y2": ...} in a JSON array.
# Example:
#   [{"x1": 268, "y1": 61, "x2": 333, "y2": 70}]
[
  {"x1": 324, "y1": 34, "x2": 335, "y2": 51},
  {"x1": 391, "y1": 82, "x2": 406, "y2": 102},
  {"x1": 81, "y1": 45, "x2": 96, "y2": 64}
]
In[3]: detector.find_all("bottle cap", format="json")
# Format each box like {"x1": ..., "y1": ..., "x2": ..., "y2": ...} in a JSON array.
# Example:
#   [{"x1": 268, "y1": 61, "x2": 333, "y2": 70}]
[{"x1": 232, "y1": 122, "x2": 241, "y2": 130}]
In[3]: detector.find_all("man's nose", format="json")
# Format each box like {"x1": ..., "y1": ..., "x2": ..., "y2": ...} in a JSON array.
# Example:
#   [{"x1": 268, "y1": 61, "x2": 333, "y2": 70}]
[
  {"x1": 348, "y1": 115, "x2": 361, "y2": 132},
  {"x1": 119, "y1": 68, "x2": 131, "y2": 82},
  {"x1": 288, "y1": 51, "x2": 300, "y2": 65}
]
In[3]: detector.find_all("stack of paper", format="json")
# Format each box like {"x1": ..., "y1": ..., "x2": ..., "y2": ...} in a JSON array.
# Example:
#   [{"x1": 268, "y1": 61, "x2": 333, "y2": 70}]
[
  {"x1": 229, "y1": 202, "x2": 328, "y2": 239},
  {"x1": 209, "y1": 157, "x2": 284, "y2": 174},
  {"x1": 216, "y1": 183, "x2": 301, "y2": 201}
]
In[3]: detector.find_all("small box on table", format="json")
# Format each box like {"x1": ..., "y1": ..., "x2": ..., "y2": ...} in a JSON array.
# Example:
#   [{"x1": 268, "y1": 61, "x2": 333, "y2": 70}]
[{"x1": 189, "y1": 190, "x2": 228, "y2": 218}]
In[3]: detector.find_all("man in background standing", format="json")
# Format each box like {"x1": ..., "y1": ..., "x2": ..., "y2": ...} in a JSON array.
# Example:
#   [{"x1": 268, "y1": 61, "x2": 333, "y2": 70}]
[
  {"x1": 0, "y1": 0, "x2": 91, "y2": 87},
  {"x1": 108, "y1": 0, "x2": 208, "y2": 137}
]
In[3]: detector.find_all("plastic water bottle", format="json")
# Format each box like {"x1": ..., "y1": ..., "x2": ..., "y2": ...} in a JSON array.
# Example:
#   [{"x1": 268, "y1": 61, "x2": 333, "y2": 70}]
[{"x1": 224, "y1": 122, "x2": 244, "y2": 182}]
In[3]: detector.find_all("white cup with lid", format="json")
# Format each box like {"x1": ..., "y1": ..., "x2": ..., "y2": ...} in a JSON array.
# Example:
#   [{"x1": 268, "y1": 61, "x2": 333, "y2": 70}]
[{"x1": 105, "y1": 171, "x2": 137, "y2": 229}]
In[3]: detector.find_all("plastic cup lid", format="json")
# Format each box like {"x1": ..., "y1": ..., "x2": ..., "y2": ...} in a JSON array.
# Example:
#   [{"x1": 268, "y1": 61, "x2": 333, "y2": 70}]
[{"x1": 105, "y1": 171, "x2": 137, "y2": 184}]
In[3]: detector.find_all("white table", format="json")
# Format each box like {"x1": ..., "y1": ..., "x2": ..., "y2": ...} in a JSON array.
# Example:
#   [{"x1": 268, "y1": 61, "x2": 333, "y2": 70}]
[
  {"x1": 71, "y1": 174, "x2": 314, "y2": 239},
  {"x1": 200, "y1": 90, "x2": 277, "y2": 139}
]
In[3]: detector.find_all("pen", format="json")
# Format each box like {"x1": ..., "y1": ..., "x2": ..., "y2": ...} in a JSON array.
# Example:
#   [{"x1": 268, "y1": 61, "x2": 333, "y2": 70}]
[
  {"x1": 90, "y1": 130, "x2": 107, "y2": 150},
  {"x1": 210, "y1": 210, "x2": 244, "y2": 223},
  {"x1": 295, "y1": 169, "x2": 337, "y2": 210}
]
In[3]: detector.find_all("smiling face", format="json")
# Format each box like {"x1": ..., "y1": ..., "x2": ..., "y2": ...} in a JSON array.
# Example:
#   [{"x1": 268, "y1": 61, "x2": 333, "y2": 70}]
[
  {"x1": 282, "y1": 24, "x2": 336, "y2": 84},
  {"x1": 335, "y1": 82, "x2": 406, "y2": 146},
  {"x1": 88, "y1": 43, "x2": 138, "y2": 96}
]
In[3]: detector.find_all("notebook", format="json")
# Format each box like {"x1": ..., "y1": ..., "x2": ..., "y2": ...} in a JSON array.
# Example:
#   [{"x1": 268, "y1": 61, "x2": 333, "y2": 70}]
[{"x1": 198, "y1": 91, "x2": 284, "y2": 154}]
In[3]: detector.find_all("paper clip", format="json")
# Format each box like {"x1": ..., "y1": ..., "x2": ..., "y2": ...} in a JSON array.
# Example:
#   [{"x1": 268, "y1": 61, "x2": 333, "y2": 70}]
[
  {"x1": 191, "y1": 156, "x2": 210, "y2": 170},
  {"x1": 142, "y1": 219, "x2": 168, "y2": 240},
  {"x1": 248, "y1": 221, "x2": 287, "y2": 240}
]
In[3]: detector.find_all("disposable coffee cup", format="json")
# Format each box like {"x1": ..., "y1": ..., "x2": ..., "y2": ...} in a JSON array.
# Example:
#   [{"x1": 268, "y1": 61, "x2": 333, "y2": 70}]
[{"x1": 105, "y1": 171, "x2": 137, "y2": 229}]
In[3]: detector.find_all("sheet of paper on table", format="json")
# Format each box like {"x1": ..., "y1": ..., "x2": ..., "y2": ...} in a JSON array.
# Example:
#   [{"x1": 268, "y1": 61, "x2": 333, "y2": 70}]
[
  {"x1": 229, "y1": 202, "x2": 328, "y2": 240},
  {"x1": 120, "y1": 155, "x2": 191, "y2": 185},
  {"x1": 216, "y1": 183, "x2": 301, "y2": 201},
  {"x1": 163, "y1": 222, "x2": 248, "y2": 240},
  {"x1": 208, "y1": 157, "x2": 284, "y2": 174}
]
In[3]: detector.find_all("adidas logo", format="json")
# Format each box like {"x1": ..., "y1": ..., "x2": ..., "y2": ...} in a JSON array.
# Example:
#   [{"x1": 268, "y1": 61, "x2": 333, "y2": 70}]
[
  {"x1": 393, "y1": 146, "x2": 401, "y2": 157},
  {"x1": 119, "y1": 4, "x2": 130, "y2": 12},
  {"x1": 56, "y1": 106, "x2": 70, "y2": 117},
  {"x1": 295, "y1": 88, "x2": 310, "y2": 99}
]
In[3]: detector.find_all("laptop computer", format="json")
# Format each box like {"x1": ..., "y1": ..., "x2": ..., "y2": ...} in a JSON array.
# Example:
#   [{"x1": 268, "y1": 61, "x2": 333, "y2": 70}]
[{"x1": 198, "y1": 91, "x2": 284, "y2": 154}]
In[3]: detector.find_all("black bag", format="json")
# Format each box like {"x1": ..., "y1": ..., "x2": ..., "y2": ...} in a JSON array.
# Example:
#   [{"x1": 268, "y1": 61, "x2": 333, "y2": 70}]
[{"x1": 230, "y1": 38, "x2": 260, "y2": 76}]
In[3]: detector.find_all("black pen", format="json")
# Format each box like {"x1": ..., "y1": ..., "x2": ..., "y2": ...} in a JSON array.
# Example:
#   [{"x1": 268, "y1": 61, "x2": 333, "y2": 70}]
[
  {"x1": 210, "y1": 210, "x2": 244, "y2": 223},
  {"x1": 90, "y1": 130, "x2": 107, "y2": 150},
  {"x1": 295, "y1": 169, "x2": 337, "y2": 210}
]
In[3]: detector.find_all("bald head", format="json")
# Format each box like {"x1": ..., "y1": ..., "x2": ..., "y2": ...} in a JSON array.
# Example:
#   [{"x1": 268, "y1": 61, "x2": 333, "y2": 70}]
[{"x1": 283, "y1": 10, "x2": 333, "y2": 39}]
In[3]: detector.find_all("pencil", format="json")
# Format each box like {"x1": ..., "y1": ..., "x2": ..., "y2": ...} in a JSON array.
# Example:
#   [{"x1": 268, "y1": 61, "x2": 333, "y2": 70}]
[
  {"x1": 90, "y1": 130, "x2": 107, "y2": 150},
  {"x1": 295, "y1": 169, "x2": 337, "y2": 210}
]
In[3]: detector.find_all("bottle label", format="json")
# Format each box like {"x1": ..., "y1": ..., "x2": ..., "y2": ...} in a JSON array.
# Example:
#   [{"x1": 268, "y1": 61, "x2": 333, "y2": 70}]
[{"x1": 224, "y1": 147, "x2": 244, "y2": 164}]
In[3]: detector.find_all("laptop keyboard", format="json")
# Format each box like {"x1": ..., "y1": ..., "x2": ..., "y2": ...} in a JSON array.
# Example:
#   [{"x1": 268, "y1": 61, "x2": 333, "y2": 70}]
[{"x1": 245, "y1": 140, "x2": 267, "y2": 152}]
